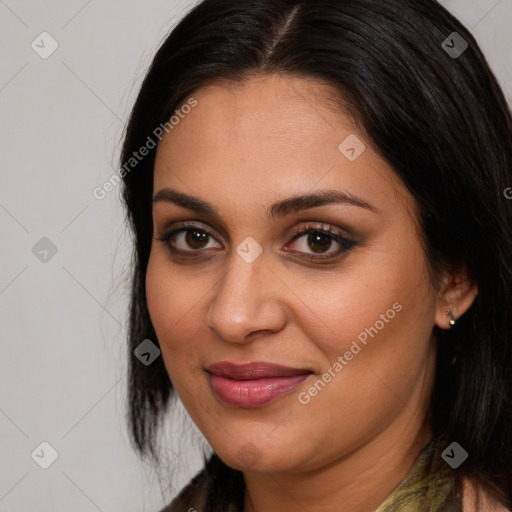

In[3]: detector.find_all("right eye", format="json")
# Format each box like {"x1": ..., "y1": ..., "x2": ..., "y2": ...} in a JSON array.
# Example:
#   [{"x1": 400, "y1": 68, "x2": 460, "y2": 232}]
[{"x1": 156, "y1": 225, "x2": 223, "y2": 255}]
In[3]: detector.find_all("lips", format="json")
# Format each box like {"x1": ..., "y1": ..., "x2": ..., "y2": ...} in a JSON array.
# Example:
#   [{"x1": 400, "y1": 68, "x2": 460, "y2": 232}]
[{"x1": 205, "y1": 361, "x2": 312, "y2": 407}]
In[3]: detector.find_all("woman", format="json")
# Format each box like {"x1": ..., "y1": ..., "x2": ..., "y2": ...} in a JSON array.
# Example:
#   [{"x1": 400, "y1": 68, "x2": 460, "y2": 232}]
[{"x1": 120, "y1": 0, "x2": 512, "y2": 510}]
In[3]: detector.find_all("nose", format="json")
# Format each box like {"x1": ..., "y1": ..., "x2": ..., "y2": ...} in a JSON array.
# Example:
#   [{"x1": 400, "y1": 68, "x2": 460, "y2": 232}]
[{"x1": 205, "y1": 249, "x2": 288, "y2": 344}]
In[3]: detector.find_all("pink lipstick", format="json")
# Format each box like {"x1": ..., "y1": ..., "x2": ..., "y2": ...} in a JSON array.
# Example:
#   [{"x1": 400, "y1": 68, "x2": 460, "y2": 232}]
[{"x1": 206, "y1": 361, "x2": 312, "y2": 407}]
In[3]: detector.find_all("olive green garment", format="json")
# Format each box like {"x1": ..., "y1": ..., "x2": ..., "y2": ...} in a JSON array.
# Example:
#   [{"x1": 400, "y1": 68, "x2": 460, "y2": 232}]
[
  {"x1": 161, "y1": 441, "x2": 461, "y2": 512},
  {"x1": 376, "y1": 441, "x2": 460, "y2": 512}
]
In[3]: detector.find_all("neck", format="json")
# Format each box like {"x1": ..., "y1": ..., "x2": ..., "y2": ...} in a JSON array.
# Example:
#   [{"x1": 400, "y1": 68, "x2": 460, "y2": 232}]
[{"x1": 243, "y1": 416, "x2": 432, "y2": 512}]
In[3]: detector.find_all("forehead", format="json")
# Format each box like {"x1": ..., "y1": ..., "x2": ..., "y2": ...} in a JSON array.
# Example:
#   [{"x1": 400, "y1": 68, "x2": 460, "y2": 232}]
[{"x1": 153, "y1": 74, "x2": 413, "y2": 220}]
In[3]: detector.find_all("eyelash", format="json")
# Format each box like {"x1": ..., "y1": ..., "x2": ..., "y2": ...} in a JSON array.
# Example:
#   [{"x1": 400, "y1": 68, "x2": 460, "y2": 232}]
[{"x1": 156, "y1": 222, "x2": 356, "y2": 263}]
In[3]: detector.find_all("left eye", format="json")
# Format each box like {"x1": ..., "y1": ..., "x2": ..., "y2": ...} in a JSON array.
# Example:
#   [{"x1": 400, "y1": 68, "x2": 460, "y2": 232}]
[{"x1": 284, "y1": 228, "x2": 354, "y2": 258}]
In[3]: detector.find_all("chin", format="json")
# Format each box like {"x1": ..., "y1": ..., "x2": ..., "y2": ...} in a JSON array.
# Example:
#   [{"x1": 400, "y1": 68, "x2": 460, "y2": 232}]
[{"x1": 215, "y1": 441, "x2": 304, "y2": 474}]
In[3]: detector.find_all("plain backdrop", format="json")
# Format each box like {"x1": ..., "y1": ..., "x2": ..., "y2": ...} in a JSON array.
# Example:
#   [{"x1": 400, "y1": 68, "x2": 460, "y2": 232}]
[{"x1": 0, "y1": 0, "x2": 511, "y2": 510}]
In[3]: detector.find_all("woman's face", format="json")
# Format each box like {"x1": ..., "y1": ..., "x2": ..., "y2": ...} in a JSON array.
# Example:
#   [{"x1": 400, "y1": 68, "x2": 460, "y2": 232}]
[{"x1": 147, "y1": 74, "x2": 443, "y2": 474}]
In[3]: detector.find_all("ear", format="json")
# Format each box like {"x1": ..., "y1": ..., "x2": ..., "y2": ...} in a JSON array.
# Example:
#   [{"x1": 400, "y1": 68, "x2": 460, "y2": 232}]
[{"x1": 434, "y1": 265, "x2": 478, "y2": 329}]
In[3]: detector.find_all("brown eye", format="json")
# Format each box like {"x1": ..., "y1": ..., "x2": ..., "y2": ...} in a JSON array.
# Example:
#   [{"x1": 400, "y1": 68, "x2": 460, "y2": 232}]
[
  {"x1": 184, "y1": 230, "x2": 210, "y2": 250},
  {"x1": 305, "y1": 232, "x2": 333, "y2": 253},
  {"x1": 285, "y1": 227, "x2": 355, "y2": 259},
  {"x1": 157, "y1": 226, "x2": 222, "y2": 254},
  {"x1": 290, "y1": 231, "x2": 338, "y2": 255}
]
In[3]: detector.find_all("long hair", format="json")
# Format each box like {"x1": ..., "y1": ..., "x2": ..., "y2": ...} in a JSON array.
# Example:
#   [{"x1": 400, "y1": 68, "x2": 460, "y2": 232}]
[{"x1": 120, "y1": 0, "x2": 512, "y2": 506}]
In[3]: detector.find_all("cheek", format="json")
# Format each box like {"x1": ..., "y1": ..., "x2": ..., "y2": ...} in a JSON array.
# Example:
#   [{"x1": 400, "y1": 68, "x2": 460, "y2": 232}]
[
  {"x1": 290, "y1": 239, "x2": 436, "y2": 404},
  {"x1": 286, "y1": 276, "x2": 435, "y2": 463},
  {"x1": 145, "y1": 251, "x2": 208, "y2": 375},
  {"x1": 283, "y1": 248, "x2": 432, "y2": 360}
]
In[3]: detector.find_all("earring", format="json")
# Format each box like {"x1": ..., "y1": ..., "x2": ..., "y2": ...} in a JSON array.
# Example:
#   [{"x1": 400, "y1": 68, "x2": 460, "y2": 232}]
[{"x1": 446, "y1": 310, "x2": 457, "y2": 327}]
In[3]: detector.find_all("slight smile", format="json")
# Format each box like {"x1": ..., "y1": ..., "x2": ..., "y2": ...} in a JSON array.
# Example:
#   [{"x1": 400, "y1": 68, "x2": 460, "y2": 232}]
[{"x1": 205, "y1": 361, "x2": 313, "y2": 408}]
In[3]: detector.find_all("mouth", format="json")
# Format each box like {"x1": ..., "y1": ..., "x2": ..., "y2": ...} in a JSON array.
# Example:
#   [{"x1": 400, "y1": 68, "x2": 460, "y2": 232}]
[{"x1": 205, "y1": 361, "x2": 313, "y2": 407}]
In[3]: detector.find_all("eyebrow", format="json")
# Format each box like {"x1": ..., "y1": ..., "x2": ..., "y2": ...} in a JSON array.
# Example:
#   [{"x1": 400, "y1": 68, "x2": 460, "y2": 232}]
[{"x1": 152, "y1": 187, "x2": 380, "y2": 219}]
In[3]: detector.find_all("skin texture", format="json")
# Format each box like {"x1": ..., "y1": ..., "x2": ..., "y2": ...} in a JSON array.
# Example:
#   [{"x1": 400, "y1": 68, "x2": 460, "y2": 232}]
[{"x1": 146, "y1": 74, "x2": 478, "y2": 512}]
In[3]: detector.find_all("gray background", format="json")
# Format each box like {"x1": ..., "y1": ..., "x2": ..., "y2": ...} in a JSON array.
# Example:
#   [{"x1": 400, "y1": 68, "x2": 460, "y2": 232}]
[{"x1": 0, "y1": 0, "x2": 511, "y2": 510}]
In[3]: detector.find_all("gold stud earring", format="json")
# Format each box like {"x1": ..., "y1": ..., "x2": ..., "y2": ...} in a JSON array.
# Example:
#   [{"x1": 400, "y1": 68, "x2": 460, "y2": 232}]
[{"x1": 446, "y1": 310, "x2": 457, "y2": 327}]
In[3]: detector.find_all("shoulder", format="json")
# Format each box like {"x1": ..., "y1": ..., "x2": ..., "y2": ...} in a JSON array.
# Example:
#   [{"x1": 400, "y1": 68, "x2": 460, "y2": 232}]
[
  {"x1": 157, "y1": 453, "x2": 244, "y2": 512},
  {"x1": 157, "y1": 464, "x2": 210, "y2": 512},
  {"x1": 461, "y1": 478, "x2": 510, "y2": 512}
]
